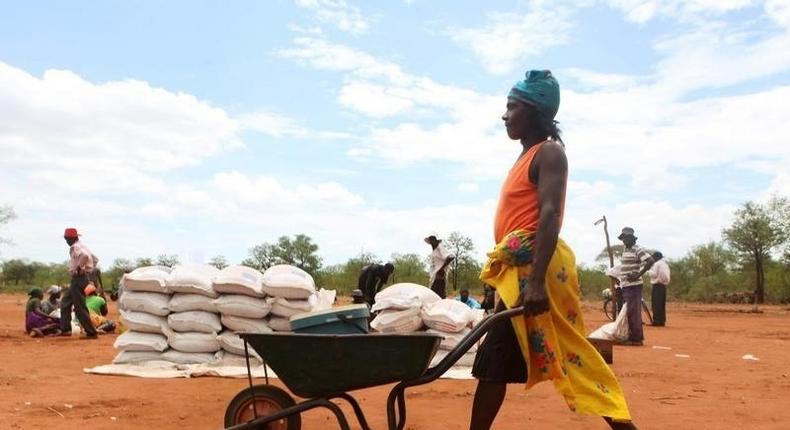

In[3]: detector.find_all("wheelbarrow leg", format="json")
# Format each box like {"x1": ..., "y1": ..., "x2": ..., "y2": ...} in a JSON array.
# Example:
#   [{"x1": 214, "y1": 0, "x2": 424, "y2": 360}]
[
  {"x1": 332, "y1": 393, "x2": 373, "y2": 430},
  {"x1": 318, "y1": 398, "x2": 353, "y2": 430},
  {"x1": 386, "y1": 384, "x2": 409, "y2": 430},
  {"x1": 396, "y1": 389, "x2": 407, "y2": 430}
]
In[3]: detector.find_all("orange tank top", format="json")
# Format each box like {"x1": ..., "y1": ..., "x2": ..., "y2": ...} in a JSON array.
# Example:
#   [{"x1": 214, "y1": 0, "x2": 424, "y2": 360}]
[{"x1": 494, "y1": 142, "x2": 566, "y2": 242}]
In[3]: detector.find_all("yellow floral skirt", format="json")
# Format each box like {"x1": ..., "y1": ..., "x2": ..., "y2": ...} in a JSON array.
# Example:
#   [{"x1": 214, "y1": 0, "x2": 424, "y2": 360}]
[{"x1": 480, "y1": 230, "x2": 631, "y2": 421}]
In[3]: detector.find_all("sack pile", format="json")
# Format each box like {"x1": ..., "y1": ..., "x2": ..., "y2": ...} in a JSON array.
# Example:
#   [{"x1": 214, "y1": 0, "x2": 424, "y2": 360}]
[
  {"x1": 370, "y1": 283, "x2": 440, "y2": 333},
  {"x1": 422, "y1": 299, "x2": 478, "y2": 367},
  {"x1": 370, "y1": 284, "x2": 484, "y2": 368},
  {"x1": 113, "y1": 263, "x2": 333, "y2": 366}
]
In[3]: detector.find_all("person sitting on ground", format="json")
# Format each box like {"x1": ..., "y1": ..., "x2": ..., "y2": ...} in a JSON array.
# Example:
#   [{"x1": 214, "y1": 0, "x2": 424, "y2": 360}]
[
  {"x1": 25, "y1": 287, "x2": 62, "y2": 337},
  {"x1": 357, "y1": 262, "x2": 395, "y2": 306},
  {"x1": 40, "y1": 285, "x2": 62, "y2": 316},
  {"x1": 456, "y1": 287, "x2": 482, "y2": 309},
  {"x1": 84, "y1": 284, "x2": 116, "y2": 334}
]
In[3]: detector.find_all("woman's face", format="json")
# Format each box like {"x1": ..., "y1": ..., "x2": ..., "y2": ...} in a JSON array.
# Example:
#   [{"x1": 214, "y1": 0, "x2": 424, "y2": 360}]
[{"x1": 502, "y1": 99, "x2": 534, "y2": 140}]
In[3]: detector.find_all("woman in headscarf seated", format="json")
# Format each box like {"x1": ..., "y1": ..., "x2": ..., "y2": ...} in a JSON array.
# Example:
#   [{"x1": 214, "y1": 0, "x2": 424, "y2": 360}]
[
  {"x1": 25, "y1": 287, "x2": 62, "y2": 337},
  {"x1": 84, "y1": 284, "x2": 117, "y2": 334},
  {"x1": 40, "y1": 285, "x2": 62, "y2": 316}
]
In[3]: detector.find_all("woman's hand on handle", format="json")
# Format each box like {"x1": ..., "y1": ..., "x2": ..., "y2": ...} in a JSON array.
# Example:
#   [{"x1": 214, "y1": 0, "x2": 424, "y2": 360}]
[{"x1": 516, "y1": 280, "x2": 550, "y2": 317}]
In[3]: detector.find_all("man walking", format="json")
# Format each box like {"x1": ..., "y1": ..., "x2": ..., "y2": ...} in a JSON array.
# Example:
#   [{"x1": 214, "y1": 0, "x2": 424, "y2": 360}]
[
  {"x1": 648, "y1": 251, "x2": 670, "y2": 326},
  {"x1": 425, "y1": 233, "x2": 454, "y2": 299},
  {"x1": 60, "y1": 227, "x2": 99, "y2": 339},
  {"x1": 617, "y1": 227, "x2": 654, "y2": 345},
  {"x1": 357, "y1": 262, "x2": 395, "y2": 306}
]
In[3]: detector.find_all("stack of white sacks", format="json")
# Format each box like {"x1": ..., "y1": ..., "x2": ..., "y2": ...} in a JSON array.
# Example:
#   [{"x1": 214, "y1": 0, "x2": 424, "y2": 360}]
[
  {"x1": 213, "y1": 265, "x2": 271, "y2": 365},
  {"x1": 114, "y1": 266, "x2": 175, "y2": 364},
  {"x1": 112, "y1": 263, "x2": 331, "y2": 366},
  {"x1": 369, "y1": 283, "x2": 483, "y2": 367},
  {"x1": 423, "y1": 300, "x2": 481, "y2": 367},
  {"x1": 263, "y1": 265, "x2": 320, "y2": 332}
]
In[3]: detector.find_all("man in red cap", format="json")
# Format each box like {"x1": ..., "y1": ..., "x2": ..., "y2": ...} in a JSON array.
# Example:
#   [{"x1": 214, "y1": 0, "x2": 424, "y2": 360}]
[{"x1": 60, "y1": 227, "x2": 99, "y2": 338}]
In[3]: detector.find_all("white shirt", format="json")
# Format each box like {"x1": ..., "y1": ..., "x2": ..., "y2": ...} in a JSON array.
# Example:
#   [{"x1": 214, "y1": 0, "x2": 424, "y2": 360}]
[
  {"x1": 428, "y1": 244, "x2": 454, "y2": 286},
  {"x1": 649, "y1": 260, "x2": 671, "y2": 285},
  {"x1": 68, "y1": 240, "x2": 98, "y2": 275}
]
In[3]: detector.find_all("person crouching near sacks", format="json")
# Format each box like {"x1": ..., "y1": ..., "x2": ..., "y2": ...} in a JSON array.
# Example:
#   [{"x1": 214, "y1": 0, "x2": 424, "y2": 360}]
[
  {"x1": 84, "y1": 284, "x2": 116, "y2": 334},
  {"x1": 40, "y1": 285, "x2": 62, "y2": 316},
  {"x1": 25, "y1": 287, "x2": 62, "y2": 337}
]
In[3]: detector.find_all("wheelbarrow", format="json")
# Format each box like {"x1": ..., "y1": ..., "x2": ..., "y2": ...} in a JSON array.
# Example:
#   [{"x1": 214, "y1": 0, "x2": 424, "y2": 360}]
[{"x1": 223, "y1": 307, "x2": 524, "y2": 430}]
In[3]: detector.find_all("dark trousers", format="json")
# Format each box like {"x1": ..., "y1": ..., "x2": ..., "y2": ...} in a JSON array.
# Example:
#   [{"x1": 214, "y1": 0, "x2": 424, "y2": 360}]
[
  {"x1": 622, "y1": 285, "x2": 643, "y2": 342},
  {"x1": 651, "y1": 283, "x2": 667, "y2": 326},
  {"x1": 431, "y1": 277, "x2": 447, "y2": 299},
  {"x1": 60, "y1": 274, "x2": 98, "y2": 336}
]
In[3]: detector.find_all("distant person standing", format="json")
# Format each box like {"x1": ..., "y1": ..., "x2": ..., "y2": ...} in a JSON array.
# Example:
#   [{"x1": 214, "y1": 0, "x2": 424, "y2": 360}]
[
  {"x1": 425, "y1": 233, "x2": 454, "y2": 299},
  {"x1": 480, "y1": 285, "x2": 495, "y2": 314},
  {"x1": 617, "y1": 227, "x2": 654, "y2": 346},
  {"x1": 60, "y1": 228, "x2": 99, "y2": 339},
  {"x1": 648, "y1": 251, "x2": 670, "y2": 327},
  {"x1": 357, "y1": 262, "x2": 394, "y2": 306}
]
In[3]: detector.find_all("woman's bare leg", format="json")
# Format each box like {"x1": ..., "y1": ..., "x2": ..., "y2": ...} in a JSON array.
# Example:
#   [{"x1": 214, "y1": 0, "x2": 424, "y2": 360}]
[{"x1": 469, "y1": 381, "x2": 507, "y2": 430}]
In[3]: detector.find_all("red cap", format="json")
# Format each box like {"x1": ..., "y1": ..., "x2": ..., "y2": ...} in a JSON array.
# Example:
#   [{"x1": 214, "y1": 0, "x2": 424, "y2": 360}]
[{"x1": 64, "y1": 228, "x2": 79, "y2": 238}]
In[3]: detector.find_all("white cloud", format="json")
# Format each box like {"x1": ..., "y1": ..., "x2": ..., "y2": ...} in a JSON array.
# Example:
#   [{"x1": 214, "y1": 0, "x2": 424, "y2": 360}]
[
  {"x1": 562, "y1": 67, "x2": 640, "y2": 91},
  {"x1": 279, "y1": 8, "x2": 790, "y2": 206},
  {"x1": 240, "y1": 111, "x2": 350, "y2": 139},
  {"x1": 199, "y1": 171, "x2": 364, "y2": 211},
  {"x1": 0, "y1": 62, "x2": 241, "y2": 194},
  {"x1": 337, "y1": 82, "x2": 416, "y2": 117},
  {"x1": 458, "y1": 182, "x2": 480, "y2": 193},
  {"x1": 766, "y1": 0, "x2": 790, "y2": 27},
  {"x1": 450, "y1": 7, "x2": 572, "y2": 75},
  {"x1": 277, "y1": 36, "x2": 408, "y2": 84},
  {"x1": 652, "y1": 24, "x2": 790, "y2": 94},
  {"x1": 605, "y1": 0, "x2": 756, "y2": 23},
  {"x1": 295, "y1": 0, "x2": 372, "y2": 35},
  {"x1": 562, "y1": 187, "x2": 737, "y2": 262}
]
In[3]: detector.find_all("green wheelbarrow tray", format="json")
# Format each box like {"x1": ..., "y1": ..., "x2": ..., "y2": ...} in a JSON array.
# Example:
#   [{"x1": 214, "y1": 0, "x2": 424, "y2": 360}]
[
  {"x1": 226, "y1": 308, "x2": 526, "y2": 430},
  {"x1": 239, "y1": 332, "x2": 443, "y2": 398}
]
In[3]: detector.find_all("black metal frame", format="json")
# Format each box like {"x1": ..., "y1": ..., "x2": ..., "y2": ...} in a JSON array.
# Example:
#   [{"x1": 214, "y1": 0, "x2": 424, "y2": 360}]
[{"x1": 226, "y1": 307, "x2": 525, "y2": 430}]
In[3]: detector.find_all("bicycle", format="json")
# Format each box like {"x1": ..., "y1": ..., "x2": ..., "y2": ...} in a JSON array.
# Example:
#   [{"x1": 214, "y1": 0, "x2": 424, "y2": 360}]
[{"x1": 602, "y1": 288, "x2": 653, "y2": 325}]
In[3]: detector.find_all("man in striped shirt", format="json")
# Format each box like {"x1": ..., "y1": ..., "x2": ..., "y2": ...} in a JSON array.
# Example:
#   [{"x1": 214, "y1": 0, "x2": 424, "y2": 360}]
[{"x1": 617, "y1": 227, "x2": 654, "y2": 346}]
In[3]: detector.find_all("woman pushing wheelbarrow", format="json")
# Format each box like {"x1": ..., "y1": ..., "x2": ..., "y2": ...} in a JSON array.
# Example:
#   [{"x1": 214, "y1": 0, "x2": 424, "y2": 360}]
[{"x1": 224, "y1": 70, "x2": 641, "y2": 430}]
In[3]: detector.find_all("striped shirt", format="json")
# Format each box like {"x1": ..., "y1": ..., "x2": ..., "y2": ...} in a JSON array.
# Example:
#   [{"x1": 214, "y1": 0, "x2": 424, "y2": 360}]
[{"x1": 620, "y1": 245, "x2": 650, "y2": 288}]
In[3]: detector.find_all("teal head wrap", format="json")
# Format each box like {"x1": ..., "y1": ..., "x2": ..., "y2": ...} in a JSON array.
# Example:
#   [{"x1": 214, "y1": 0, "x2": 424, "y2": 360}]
[
  {"x1": 508, "y1": 70, "x2": 560, "y2": 120},
  {"x1": 28, "y1": 287, "x2": 43, "y2": 298}
]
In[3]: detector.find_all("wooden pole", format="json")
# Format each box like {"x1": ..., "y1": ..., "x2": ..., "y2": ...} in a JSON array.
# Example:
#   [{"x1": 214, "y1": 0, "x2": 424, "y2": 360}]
[{"x1": 595, "y1": 216, "x2": 618, "y2": 314}]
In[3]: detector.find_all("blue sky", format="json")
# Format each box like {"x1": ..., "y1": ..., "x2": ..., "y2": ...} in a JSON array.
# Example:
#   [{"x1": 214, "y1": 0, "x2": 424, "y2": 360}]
[{"x1": 1, "y1": 0, "x2": 789, "y2": 270}]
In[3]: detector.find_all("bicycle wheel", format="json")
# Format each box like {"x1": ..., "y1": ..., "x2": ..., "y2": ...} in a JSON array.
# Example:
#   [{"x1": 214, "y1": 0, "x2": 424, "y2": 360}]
[{"x1": 641, "y1": 299, "x2": 654, "y2": 325}]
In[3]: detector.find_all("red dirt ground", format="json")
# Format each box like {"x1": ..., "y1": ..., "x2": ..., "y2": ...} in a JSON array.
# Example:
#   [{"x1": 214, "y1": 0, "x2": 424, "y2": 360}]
[{"x1": 1, "y1": 293, "x2": 789, "y2": 430}]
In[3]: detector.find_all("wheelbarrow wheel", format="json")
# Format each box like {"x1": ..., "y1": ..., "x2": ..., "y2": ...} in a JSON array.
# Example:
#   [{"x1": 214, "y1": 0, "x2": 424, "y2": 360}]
[{"x1": 224, "y1": 384, "x2": 301, "y2": 430}]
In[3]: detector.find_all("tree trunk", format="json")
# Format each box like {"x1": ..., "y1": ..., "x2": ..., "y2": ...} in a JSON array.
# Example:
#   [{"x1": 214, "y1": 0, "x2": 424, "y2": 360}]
[{"x1": 755, "y1": 252, "x2": 765, "y2": 304}]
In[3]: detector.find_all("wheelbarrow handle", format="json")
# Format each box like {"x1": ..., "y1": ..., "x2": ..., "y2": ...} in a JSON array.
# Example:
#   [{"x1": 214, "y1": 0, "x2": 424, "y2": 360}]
[
  {"x1": 419, "y1": 306, "x2": 525, "y2": 383},
  {"x1": 385, "y1": 306, "x2": 526, "y2": 430}
]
